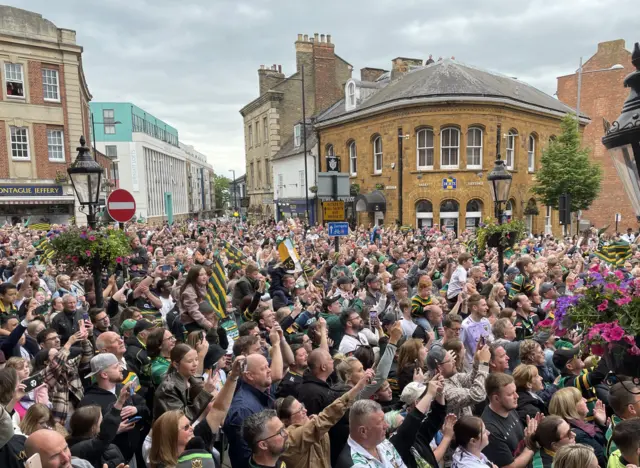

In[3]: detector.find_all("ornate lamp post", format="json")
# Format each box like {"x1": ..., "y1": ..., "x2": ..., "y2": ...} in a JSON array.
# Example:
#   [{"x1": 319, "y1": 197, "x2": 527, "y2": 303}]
[
  {"x1": 603, "y1": 43, "x2": 640, "y2": 221},
  {"x1": 487, "y1": 125, "x2": 513, "y2": 283},
  {"x1": 68, "y1": 136, "x2": 104, "y2": 306}
]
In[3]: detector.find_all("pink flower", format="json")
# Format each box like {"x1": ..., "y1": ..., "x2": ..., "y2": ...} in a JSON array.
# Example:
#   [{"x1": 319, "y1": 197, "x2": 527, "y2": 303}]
[
  {"x1": 602, "y1": 325, "x2": 625, "y2": 342},
  {"x1": 85, "y1": 250, "x2": 91, "y2": 257},
  {"x1": 614, "y1": 270, "x2": 625, "y2": 280},
  {"x1": 630, "y1": 345, "x2": 640, "y2": 356},
  {"x1": 88, "y1": 235, "x2": 96, "y2": 241},
  {"x1": 605, "y1": 283, "x2": 619, "y2": 291},
  {"x1": 71, "y1": 256, "x2": 79, "y2": 263},
  {"x1": 615, "y1": 296, "x2": 632, "y2": 306},
  {"x1": 590, "y1": 343, "x2": 605, "y2": 356},
  {"x1": 115, "y1": 257, "x2": 123, "y2": 264},
  {"x1": 597, "y1": 300, "x2": 609, "y2": 312},
  {"x1": 623, "y1": 335, "x2": 636, "y2": 346}
]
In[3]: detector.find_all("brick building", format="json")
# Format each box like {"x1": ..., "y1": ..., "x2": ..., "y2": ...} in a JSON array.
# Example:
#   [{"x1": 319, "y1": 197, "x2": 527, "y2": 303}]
[
  {"x1": 556, "y1": 40, "x2": 633, "y2": 230},
  {"x1": 0, "y1": 6, "x2": 102, "y2": 225},
  {"x1": 315, "y1": 58, "x2": 584, "y2": 236},
  {"x1": 239, "y1": 33, "x2": 352, "y2": 221}
]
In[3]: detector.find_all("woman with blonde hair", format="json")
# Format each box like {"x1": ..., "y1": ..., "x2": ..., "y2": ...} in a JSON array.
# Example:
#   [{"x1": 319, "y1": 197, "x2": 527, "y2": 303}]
[
  {"x1": 512, "y1": 364, "x2": 547, "y2": 426},
  {"x1": 487, "y1": 283, "x2": 506, "y2": 316},
  {"x1": 395, "y1": 338, "x2": 428, "y2": 397},
  {"x1": 334, "y1": 355, "x2": 365, "y2": 389},
  {"x1": 5, "y1": 357, "x2": 49, "y2": 420},
  {"x1": 553, "y1": 444, "x2": 599, "y2": 468},
  {"x1": 549, "y1": 387, "x2": 607, "y2": 467}
]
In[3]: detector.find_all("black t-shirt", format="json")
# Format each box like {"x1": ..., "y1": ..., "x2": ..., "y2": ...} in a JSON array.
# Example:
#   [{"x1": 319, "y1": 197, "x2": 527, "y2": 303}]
[{"x1": 481, "y1": 406, "x2": 524, "y2": 467}]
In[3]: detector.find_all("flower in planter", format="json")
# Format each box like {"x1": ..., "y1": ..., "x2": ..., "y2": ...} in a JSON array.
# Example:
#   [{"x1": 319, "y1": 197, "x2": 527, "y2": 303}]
[{"x1": 88, "y1": 235, "x2": 96, "y2": 241}]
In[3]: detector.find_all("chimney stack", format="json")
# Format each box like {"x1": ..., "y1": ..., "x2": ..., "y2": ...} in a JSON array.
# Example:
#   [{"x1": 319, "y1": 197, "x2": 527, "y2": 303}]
[
  {"x1": 258, "y1": 62, "x2": 285, "y2": 95},
  {"x1": 327, "y1": 34, "x2": 331, "y2": 44},
  {"x1": 278, "y1": 65, "x2": 282, "y2": 73},
  {"x1": 297, "y1": 33, "x2": 302, "y2": 41},
  {"x1": 320, "y1": 34, "x2": 325, "y2": 43},
  {"x1": 391, "y1": 57, "x2": 423, "y2": 80},
  {"x1": 314, "y1": 33, "x2": 319, "y2": 42},
  {"x1": 303, "y1": 34, "x2": 308, "y2": 41},
  {"x1": 360, "y1": 67, "x2": 388, "y2": 82}
]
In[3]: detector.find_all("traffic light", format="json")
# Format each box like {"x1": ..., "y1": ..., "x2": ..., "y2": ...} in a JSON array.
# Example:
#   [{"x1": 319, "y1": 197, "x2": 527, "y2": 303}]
[{"x1": 559, "y1": 193, "x2": 571, "y2": 225}]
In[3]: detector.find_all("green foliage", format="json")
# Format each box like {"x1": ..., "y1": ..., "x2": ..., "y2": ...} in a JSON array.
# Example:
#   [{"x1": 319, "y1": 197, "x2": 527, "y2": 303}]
[
  {"x1": 531, "y1": 114, "x2": 602, "y2": 211},
  {"x1": 49, "y1": 227, "x2": 132, "y2": 268},
  {"x1": 475, "y1": 217, "x2": 526, "y2": 253},
  {"x1": 214, "y1": 174, "x2": 231, "y2": 209}
]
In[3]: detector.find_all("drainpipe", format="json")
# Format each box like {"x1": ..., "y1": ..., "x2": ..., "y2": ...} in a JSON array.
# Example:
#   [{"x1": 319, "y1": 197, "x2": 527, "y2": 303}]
[{"x1": 397, "y1": 127, "x2": 404, "y2": 226}]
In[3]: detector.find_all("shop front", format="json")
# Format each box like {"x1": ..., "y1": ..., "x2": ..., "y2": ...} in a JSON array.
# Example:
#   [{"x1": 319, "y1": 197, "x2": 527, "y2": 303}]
[
  {"x1": 355, "y1": 190, "x2": 386, "y2": 226},
  {"x1": 0, "y1": 184, "x2": 76, "y2": 225},
  {"x1": 275, "y1": 198, "x2": 316, "y2": 225}
]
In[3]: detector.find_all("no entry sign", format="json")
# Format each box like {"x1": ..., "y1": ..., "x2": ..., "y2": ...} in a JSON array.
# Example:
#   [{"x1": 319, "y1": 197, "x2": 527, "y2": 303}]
[{"x1": 107, "y1": 189, "x2": 136, "y2": 223}]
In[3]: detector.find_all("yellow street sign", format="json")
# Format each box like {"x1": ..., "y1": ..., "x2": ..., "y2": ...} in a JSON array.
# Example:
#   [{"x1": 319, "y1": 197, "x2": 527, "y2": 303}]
[{"x1": 323, "y1": 201, "x2": 345, "y2": 221}]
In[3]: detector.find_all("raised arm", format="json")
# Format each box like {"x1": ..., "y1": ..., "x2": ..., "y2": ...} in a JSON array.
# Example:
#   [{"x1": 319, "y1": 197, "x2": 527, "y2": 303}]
[{"x1": 269, "y1": 326, "x2": 284, "y2": 383}]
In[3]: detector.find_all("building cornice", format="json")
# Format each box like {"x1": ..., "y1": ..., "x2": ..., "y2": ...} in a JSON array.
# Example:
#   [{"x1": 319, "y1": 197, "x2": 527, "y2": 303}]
[
  {"x1": 240, "y1": 90, "x2": 284, "y2": 117},
  {"x1": 0, "y1": 33, "x2": 83, "y2": 55},
  {"x1": 315, "y1": 95, "x2": 590, "y2": 129}
]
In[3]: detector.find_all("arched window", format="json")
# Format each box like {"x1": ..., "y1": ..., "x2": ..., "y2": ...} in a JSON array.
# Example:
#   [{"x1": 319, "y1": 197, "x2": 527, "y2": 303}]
[
  {"x1": 373, "y1": 136, "x2": 383, "y2": 174},
  {"x1": 349, "y1": 141, "x2": 357, "y2": 176},
  {"x1": 441, "y1": 127, "x2": 460, "y2": 169},
  {"x1": 506, "y1": 129, "x2": 517, "y2": 170},
  {"x1": 466, "y1": 127, "x2": 483, "y2": 169},
  {"x1": 440, "y1": 199, "x2": 459, "y2": 235},
  {"x1": 527, "y1": 135, "x2": 536, "y2": 172},
  {"x1": 416, "y1": 128, "x2": 434, "y2": 170},
  {"x1": 416, "y1": 200, "x2": 433, "y2": 229},
  {"x1": 465, "y1": 199, "x2": 483, "y2": 232},
  {"x1": 347, "y1": 82, "x2": 356, "y2": 108},
  {"x1": 326, "y1": 144, "x2": 334, "y2": 157}
]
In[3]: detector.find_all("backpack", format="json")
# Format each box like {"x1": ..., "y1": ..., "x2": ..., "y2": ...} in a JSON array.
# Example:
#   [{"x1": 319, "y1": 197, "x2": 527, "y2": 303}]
[{"x1": 165, "y1": 303, "x2": 186, "y2": 342}]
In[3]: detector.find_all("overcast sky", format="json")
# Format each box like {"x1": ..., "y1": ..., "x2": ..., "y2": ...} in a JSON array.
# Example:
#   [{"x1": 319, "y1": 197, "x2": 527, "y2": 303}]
[{"x1": 15, "y1": 0, "x2": 639, "y2": 178}]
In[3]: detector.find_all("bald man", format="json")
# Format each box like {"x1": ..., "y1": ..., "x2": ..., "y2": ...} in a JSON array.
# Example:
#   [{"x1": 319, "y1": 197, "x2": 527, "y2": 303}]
[
  {"x1": 95, "y1": 332, "x2": 126, "y2": 361},
  {"x1": 25, "y1": 430, "x2": 72, "y2": 468},
  {"x1": 223, "y1": 328, "x2": 285, "y2": 468}
]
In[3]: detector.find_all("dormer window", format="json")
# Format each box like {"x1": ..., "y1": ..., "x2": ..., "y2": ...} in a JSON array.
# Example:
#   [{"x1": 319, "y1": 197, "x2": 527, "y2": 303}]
[
  {"x1": 345, "y1": 80, "x2": 358, "y2": 111},
  {"x1": 348, "y1": 82, "x2": 356, "y2": 107},
  {"x1": 294, "y1": 124, "x2": 301, "y2": 147}
]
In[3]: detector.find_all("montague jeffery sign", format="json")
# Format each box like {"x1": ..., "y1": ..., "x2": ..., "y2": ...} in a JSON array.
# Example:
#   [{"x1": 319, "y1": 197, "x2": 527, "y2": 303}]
[{"x1": 0, "y1": 185, "x2": 63, "y2": 196}]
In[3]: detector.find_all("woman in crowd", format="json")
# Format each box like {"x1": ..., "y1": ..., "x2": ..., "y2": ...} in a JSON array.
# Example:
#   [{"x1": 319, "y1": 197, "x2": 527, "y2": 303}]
[
  {"x1": 451, "y1": 416, "x2": 495, "y2": 468},
  {"x1": 148, "y1": 356, "x2": 244, "y2": 468},
  {"x1": 5, "y1": 357, "x2": 49, "y2": 419},
  {"x1": 554, "y1": 444, "x2": 600, "y2": 468},
  {"x1": 178, "y1": 266, "x2": 213, "y2": 332},
  {"x1": 153, "y1": 343, "x2": 217, "y2": 421},
  {"x1": 66, "y1": 382, "x2": 132, "y2": 468},
  {"x1": 549, "y1": 387, "x2": 607, "y2": 468},
  {"x1": 396, "y1": 338, "x2": 428, "y2": 396},
  {"x1": 486, "y1": 283, "x2": 506, "y2": 316},
  {"x1": 276, "y1": 368, "x2": 374, "y2": 468},
  {"x1": 531, "y1": 415, "x2": 576, "y2": 468},
  {"x1": 513, "y1": 363, "x2": 548, "y2": 426},
  {"x1": 334, "y1": 356, "x2": 365, "y2": 389},
  {"x1": 147, "y1": 327, "x2": 177, "y2": 387}
]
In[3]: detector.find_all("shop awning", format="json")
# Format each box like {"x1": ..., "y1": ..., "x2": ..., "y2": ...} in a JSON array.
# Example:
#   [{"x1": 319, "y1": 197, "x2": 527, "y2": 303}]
[
  {"x1": 0, "y1": 196, "x2": 76, "y2": 205},
  {"x1": 355, "y1": 190, "x2": 386, "y2": 212}
]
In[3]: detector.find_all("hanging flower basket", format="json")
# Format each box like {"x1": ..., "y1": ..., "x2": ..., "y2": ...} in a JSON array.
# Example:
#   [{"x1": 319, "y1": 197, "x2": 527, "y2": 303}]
[
  {"x1": 350, "y1": 183, "x2": 360, "y2": 196},
  {"x1": 523, "y1": 201, "x2": 540, "y2": 216},
  {"x1": 375, "y1": 183, "x2": 385, "y2": 191},
  {"x1": 309, "y1": 185, "x2": 318, "y2": 193},
  {"x1": 603, "y1": 338, "x2": 640, "y2": 378},
  {"x1": 49, "y1": 227, "x2": 132, "y2": 268},
  {"x1": 475, "y1": 218, "x2": 525, "y2": 252}
]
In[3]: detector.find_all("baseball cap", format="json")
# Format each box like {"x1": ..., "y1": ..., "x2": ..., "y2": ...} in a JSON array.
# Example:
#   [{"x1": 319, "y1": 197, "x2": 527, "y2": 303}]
[
  {"x1": 322, "y1": 295, "x2": 340, "y2": 309},
  {"x1": 552, "y1": 347, "x2": 581, "y2": 371},
  {"x1": 380, "y1": 312, "x2": 396, "y2": 328},
  {"x1": 204, "y1": 344, "x2": 226, "y2": 371},
  {"x1": 400, "y1": 382, "x2": 426, "y2": 406},
  {"x1": 133, "y1": 319, "x2": 155, "y2": 335},
  {"x1": 337, "y1": 276, "x2": 354, "y2": 286},
  {"x1": 426, "y1": 345, "x2": 448, "y2": 371},
  {"x1": 412, "y1": 325, "x2": 431, "y2": 345},
  {"x1": 505, "y1": 267, "x2": 520, "y2": 276},
  {"x1": 532, "y1": 330, "x2": 553, "y2": 347},
  {"x1": 86, "y1": 353, "x2": 119, "y2": 378},
  {"x1": 120, "y1": 319, "x2": 137, "y2": 334},
  {"x1": 539, "y1": 283, "x2": 556, "y2": 295}
]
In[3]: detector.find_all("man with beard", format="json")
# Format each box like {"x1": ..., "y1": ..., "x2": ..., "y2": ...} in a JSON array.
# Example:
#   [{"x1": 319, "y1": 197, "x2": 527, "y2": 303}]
[
  {"x1": 513, "y1": 294, "x2": 539, "y2": 341},
  {"x1": 242, "y1": 410, "x2": 288, "y2": 468},
  {"x1": 460, "y1": 293, "x2": 492, "y2": 370},
  {"x1": 89, "y1": 308, "x2": 117, "y2": 341},
  {"x1": 233, "y1": 264, "x2": 260, "y2": 309},
  {"x1": 363, "y1": 274, "x2": 383, "y2": 309},
  {"x1": 338, "y1": 309, "x2": 368, "y2": 355}
]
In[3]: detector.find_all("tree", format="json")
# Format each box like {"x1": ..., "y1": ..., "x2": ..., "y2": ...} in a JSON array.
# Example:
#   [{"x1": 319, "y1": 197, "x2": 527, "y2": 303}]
[
  {"x1": 531, "y1": 114, "x2": 602, "y2": 212},
  {"x1": 213, "y1": 173, "x2": 230, "y2": 210}
]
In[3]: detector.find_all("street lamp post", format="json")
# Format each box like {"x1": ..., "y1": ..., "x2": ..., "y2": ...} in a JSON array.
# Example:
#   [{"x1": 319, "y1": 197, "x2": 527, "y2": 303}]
[
  {"x1": 68, "y1": 136, "x2": 105, "y2": 307},
  {"x1": 603, "y1": 42, "x2": 640, "y2": 221},
  {"x1": 229, "y1": 169, "x2": 237, "y2": 212},
  {"x1": 487, "y1": 125, "x2": 513, "y2": 284}
]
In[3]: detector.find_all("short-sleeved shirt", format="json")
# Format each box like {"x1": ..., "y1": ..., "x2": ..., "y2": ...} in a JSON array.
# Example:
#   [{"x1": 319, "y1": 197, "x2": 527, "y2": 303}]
[{"x1": 482, "y1": 406, "x2": 524, "y2": 467}]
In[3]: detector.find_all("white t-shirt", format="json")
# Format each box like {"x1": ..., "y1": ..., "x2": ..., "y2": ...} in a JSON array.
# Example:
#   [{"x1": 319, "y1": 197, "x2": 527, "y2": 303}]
[
  {"x1": 400, "y1": 318, "x2": 418, "y2": 338},
  {"x1": 460, "y1": 316, "x2": 492, "y2": 368},
  {"x1": 447, "y1": 265, "x2": 468, "y2": 299},
  {"x1": 339, "y1": 333, "x2": 369, "y2": 355}
]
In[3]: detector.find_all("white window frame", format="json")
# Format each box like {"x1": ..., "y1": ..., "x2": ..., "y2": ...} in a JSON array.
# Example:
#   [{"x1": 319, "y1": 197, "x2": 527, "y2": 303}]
[
  {"x1": 373, "y1": 136, "x2": 383, "y2": 174},
  {"x1": 466, "y1": 127, "x2": 483, "y2": 169},
  {"x1": 416, "y1": 128, "x2": 434, "y2": 170},
  {"x1": 545, "y1": 206, "x2": 552, "y2": 235},
  {"x1": 42, "y1": 68, "x2": 60, "y2": 102},
  {"x1": 347, "y1": 82, "x2": 356, "y2": 108},
  {"x1": 294, "y1": 124, "x2": 301, "y2": 148},
  {"x1": 5, "y1": 63, "x2": 25, "y2": 99},
  {"x1": 105, "y1": 145, "x2": 118, "y2": 158},
  {"x1": 103, "y1": 109, "x2": 116, "y2": 134},
  {"x1": 326, "y1": 144, "x2": 335, "y2": 157},
  {"x1": 277, "y1": 174, "x2": 284, "y2": 198},
  {"x1": 440, "y1": 127, "x2": 460, "y2": 169},
  {"x1": 47, "y1": 129, "x2": 65, "y2": 162},
  {"x1": 10, "y1": 126, "x2": 30, "y2": 160},
  {"x1": 415, "y1": 201, "x2": 433, "y2": 229},
  {"x1": 506, "y1": 130, "x2": 516, "y2": 170},
  {"x1": 528, "y1": 135, "x2": 536, "y2": 172},
  {"x1": 349, "y1": 141, "x2": 357, "y2": 176},
  {"x1": 299, "y1": 170, "x2": 305, "y2": 196}
]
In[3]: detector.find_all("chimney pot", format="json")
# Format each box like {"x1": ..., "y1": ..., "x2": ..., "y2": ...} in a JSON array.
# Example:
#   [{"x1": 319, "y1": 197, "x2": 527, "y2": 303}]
[
  {"x1": 327, "y1": 34, "x2": 332, "y2": 43},
  {"x1": 320, "y1": 34, "x2": 325, "y2": 42},
  {"x1": 297, "y1": 33, "x2": 302, "y2": 41},
  {"x1": 273, "y1": 64, "x2": 277, "y2": 70},
  {"x1": 278, "y1": 65, "x2": 282, "y2": 73},
  {"x1": 310, "y1": 37, "x2": 314, "y2": 42},
  {"x1": 314, "y1": 33, "x2": 319, "y2": 42},
  {"x1": 260, "y1": 65, "x2": 264, "y2": 69},
  {"x1": 303, "y1": 34, "x2": 308, "y2": 41}
]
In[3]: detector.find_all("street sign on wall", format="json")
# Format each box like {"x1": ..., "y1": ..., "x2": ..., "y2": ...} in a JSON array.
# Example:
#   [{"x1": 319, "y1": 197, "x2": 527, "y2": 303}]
[
  {"x1": 107, "y1": 189, "x2": 136, "y2": 223},
  {"x1": 323, "y1": 201, "x2": 345, "y2": 221},
  {"x1": 328, "y1": 222, "x2": 349, "y2": 237}
]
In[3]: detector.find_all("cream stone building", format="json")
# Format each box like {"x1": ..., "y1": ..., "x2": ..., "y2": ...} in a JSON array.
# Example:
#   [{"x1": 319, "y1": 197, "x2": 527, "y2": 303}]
[{"x1": 0, "y1": 6, "x2": 96, "y2": 225}]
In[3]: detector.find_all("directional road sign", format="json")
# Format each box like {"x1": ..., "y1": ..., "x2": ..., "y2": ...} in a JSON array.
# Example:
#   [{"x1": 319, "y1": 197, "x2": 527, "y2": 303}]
[{"x1": 328, "y1": 222, "x2": 349, "y2": 237}]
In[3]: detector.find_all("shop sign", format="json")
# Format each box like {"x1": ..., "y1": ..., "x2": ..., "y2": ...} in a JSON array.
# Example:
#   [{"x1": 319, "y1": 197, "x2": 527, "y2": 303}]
[
  {"x1": 385, "y1": 185, "x2": 397, "y2": 190},
  {"x1": 418, "y1": 183, "x2": 430, "y2": 187},
  {"x1": 442, "y1": 178, "x2": 457, "y2": 190},
  {"x1": 323, "y1": 201, "x2": 345, "y2": 221},
  {"x1": 0, "y1": 185, "x2": 63, "y2": 196},
  {"x1": 467, "y1": 181, "x2": 484, "y2": 186}
]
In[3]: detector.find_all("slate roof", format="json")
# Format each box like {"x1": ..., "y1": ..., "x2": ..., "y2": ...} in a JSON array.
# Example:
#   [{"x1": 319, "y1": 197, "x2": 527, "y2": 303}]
[
  {"x1": 317, "y1": 59, "x2": 581, "y2": 125},
  {"x1": 272, "y1": 124, "x2": 317, "y2": 160}
]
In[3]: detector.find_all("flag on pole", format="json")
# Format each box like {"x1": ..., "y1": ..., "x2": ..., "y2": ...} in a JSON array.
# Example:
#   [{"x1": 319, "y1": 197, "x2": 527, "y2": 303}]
[
  {"x1": 277, "y1": 238, "x2": 302, "y2": 273},
  {"x1": 205, "y1": 257, "x2": 228, "y2": 319},
  {"x1": 594, "y1": 241, "x2": 632, "y2": 268},
  {"x1": 222, "y1": 240, "x2": 247, "y2": 269}
]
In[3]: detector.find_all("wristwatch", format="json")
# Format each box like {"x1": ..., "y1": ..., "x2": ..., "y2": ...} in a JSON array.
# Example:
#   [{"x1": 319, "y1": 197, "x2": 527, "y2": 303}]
[{"x1": 479, "y1": 361, "x2": 490, "y2": 366}]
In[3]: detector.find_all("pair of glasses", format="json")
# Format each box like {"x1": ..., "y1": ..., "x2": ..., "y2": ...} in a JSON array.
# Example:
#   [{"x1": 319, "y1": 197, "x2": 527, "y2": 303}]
[
  {"x1": 180, "y1": 423, "x2": 192, "y2": 432},
  {"x1": 258, "y1": 426, "x2": 287, "y2": 442},
  {"x1": 291, "y1": 404, "x2": 306, "y2": 416}
]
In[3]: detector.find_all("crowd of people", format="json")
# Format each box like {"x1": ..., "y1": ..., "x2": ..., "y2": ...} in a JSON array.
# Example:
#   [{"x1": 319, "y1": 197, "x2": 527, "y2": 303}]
[{"x1": 1, "y1": 219, "x2": 640, "y2": 468}]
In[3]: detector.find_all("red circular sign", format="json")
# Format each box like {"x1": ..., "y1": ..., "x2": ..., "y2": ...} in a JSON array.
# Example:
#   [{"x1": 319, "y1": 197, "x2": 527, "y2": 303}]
[{"x1": 107, "y1": 189, "x2": 136, "y2": 223}]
